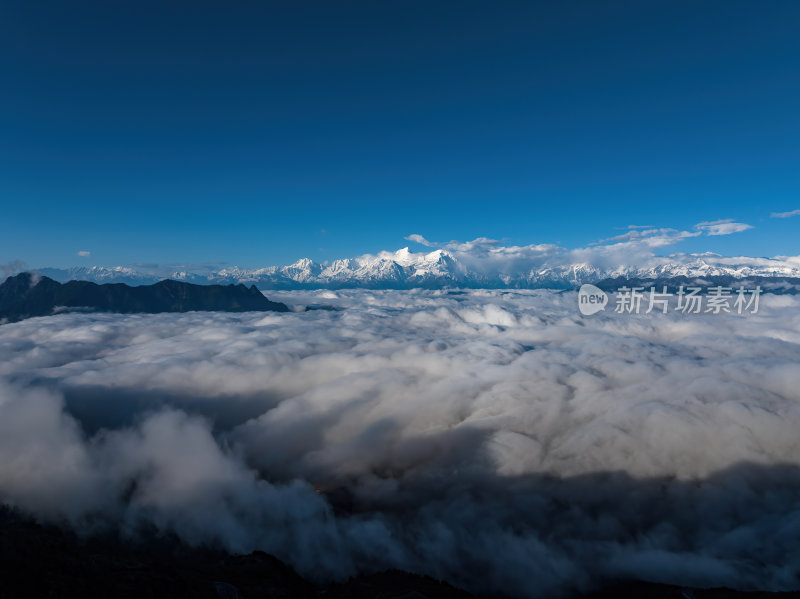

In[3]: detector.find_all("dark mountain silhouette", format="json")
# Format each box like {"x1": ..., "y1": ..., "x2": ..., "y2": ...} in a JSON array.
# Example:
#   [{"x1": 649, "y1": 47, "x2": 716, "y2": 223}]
[{"x1": 0, "y1": 272, "x2": 289, "y2": 323}]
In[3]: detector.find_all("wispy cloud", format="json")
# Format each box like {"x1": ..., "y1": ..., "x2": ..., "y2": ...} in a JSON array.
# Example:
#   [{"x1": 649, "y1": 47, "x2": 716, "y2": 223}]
[
  {"x1": 771, "y1": 209, "x2": 800, "y2": 219},
  {"x1": 0, "y1": 260, "x2": 26, "y2": 278},
  {"x1": 404, "y1": 233, "x2": 435, "y2": 247},
  {"x1": 592, "y1": 227, "x2": 700, "y2": 247},
  {"x1": 77, "y1": 250, "x2": 91, "y2": 257},
  {"x1": 694, "y1": 219, "x2": 753, "y2": 236}
]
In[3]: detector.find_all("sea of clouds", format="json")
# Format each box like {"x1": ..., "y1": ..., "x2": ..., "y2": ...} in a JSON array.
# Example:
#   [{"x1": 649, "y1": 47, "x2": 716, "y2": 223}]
[{"x1": 1, "y1": 289, "x2": 800, "y2": 597}]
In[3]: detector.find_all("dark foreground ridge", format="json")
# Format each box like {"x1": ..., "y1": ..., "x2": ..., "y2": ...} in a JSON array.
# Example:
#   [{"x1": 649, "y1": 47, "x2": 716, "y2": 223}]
[
  {"x1": 0, "y1": 507, "x2": 470, "y2": 599},
  {"x1": 0, "y1": 508, "x2": 798, "y2": 599},
  {"x1": 0, "y1": 272, "x2": 289, "y2": 323}
]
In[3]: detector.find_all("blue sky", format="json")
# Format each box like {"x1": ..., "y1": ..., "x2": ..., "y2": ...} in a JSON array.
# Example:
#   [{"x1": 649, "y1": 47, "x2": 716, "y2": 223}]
[{"x1": 1, "y1": 0, "x2": 799, "y2": 268}]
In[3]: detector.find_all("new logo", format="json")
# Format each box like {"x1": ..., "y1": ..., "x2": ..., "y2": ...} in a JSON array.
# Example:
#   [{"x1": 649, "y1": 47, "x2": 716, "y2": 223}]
[{"x1": 578, "y1": 284, "x2": 608, "y2": 315}]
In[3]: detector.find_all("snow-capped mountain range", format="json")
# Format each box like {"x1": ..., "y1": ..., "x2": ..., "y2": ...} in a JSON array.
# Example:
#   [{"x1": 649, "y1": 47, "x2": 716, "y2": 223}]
[{"x1": 32, "y1": 245, "x2": 800, "y2": 289}]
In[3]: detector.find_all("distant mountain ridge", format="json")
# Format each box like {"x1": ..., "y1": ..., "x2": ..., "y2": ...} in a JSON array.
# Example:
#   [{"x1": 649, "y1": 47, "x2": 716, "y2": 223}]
[
  {"x1": 0, "y1": 273, "x2": 289, "y2": 324},
  {"x1": 32, "y1": 246, "x2": 800, "y2": 290}
]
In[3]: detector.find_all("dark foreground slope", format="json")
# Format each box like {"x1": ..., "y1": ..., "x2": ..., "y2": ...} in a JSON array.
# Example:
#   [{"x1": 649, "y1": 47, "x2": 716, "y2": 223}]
[
  {"x1": 0, "y1": 272, "x2": 289, "y2": 323},
  {"x1": 0, "y1": 509, "x2": 798, "y2": 599},
  {"x1": 0, "y1": 507, "x2": 470, "y2": 599}
]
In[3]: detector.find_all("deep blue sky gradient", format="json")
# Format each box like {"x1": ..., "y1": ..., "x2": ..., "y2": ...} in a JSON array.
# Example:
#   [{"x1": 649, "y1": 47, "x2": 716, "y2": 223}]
[{"x1": 1, "y1": 0, "x2": 799, "y2": 267}]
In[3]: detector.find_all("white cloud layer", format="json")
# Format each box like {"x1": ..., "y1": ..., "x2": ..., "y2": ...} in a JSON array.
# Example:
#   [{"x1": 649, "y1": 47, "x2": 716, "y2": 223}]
[{"x1": 2, "y1": 291, "x2": 800, "y2": 596}]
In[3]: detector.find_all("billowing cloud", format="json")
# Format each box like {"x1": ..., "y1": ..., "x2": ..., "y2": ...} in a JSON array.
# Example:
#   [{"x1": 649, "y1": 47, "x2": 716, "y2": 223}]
[
  {"x1": 771, "y1": 209, "x2": 800, "y2": 219},
  {"x1": 2, "y1": 291, "x2": 800, "y2": 596},
  {"x1": 695, "y1": 219, "x2": 754, "y2": 236}
]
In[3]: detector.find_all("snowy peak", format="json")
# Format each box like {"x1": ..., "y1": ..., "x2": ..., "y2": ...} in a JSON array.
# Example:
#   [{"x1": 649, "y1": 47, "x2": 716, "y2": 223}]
[{"x1": 30, "y1": 247, "x2": 800, "y2": 289}]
